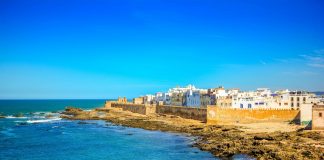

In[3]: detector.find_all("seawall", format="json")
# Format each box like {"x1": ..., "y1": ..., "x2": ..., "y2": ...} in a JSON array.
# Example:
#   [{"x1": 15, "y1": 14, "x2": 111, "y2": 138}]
[
  {"x1": 107, "y1": 102, "x2": 156, "y2": 115},
  {"x1": 106, "y1": 101, "x2": 206, "y2": 121},
  {"x1": 156, "y1": 105, "x2": 207, "y2": 122},
  {"x1": 207, "y1": 106, "x2": 300, "y2": 124},
  {"x1": 105, "y1": 101, "x2": 301, "y2": 124}
]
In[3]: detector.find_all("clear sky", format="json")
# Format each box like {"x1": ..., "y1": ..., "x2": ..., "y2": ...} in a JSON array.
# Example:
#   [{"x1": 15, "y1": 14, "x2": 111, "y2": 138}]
[{"x1": 1, "y1": 0, "x2": 324, "y2": 99}]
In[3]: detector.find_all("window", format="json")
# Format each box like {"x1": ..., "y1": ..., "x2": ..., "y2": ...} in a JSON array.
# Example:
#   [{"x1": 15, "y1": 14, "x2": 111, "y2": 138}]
[
  {"x1": 240, "y1": 104, "x2": 243, "y2": 108},
  {"x1": 291, "y1": 103, "x2": 294, "y2": 107},
  {"x1": 248, "y1": 104, "x2": 252, "y2": 108},
  {"x1": 320, "y1": 113, "x2": 322, "y2": 117},
  {"x1": 297, "y1": 103, "x2": 300, "y2": 107},
  {"x1": 279, "y1": 103, "x2": 281, "y2": 106},
  {"x1": 291, "y1": 97, "x2": 294, "y2": 101},
  {"x1": 297, "y1": 97, "x2": 300, "y2": 101},
  {"x1": 303, "y1": 97, "x2": 306, "y2": 102}
]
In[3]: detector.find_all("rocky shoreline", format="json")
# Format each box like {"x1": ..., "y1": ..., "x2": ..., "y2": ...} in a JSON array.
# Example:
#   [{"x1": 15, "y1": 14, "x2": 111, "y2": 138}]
[{"x1": 61, "y1": 107, "x2": 324, "y2": 160}]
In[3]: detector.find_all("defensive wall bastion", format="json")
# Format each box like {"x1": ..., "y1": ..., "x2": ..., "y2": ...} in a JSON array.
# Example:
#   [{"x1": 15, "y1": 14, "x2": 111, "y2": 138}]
[{"x1": 105, "y1": 101, "x2": 156, "y2": 115}]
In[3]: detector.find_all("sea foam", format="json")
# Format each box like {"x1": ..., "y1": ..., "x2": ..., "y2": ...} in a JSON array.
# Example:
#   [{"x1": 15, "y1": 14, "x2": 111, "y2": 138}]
[
  {"x1": 5, "y1": 116, "x2": 28, "y2": 119},
  {"x1": 26, "y1": 118, "x2": 62, "y2": 124}
]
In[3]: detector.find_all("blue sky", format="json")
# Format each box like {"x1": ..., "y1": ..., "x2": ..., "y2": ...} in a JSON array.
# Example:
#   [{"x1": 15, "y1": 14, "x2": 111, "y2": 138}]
[{"x1": 1, "y1": 0, "x2": 324, "y2": 99}]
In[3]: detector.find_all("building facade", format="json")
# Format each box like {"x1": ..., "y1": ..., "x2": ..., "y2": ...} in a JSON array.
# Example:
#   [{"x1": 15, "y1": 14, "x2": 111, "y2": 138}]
[
  {"x1": 216, "y1": 96, "x2": 233, "y2": 108},
  {"x1": 170, "y1": 92, "x2": 184, "y2": 106},
  {"x1": 133, "y1": 97, "x2": 144, "y2": 104},
  {"x1": 312, "y1": 105, "x2": 324, "y2": 130},
  {"x1": 276, "y1": 91, "x2": 319, "y2": 110},
  {"x1": 200, "y1": 94, "x2": 211, "y2": 108},
  {"x1": 144, "y1": 94, "x2": 155, "y2": 105},
  {"x1": 183, "y1": 90, "x2": 200, "y2": 107},
  {"x1": 155, "y1": 92, "x2": 171, "y2": 105}
]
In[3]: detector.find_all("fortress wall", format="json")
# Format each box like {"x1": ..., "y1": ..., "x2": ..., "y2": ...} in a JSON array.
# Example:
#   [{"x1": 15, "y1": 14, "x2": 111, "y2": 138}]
[
  {"x1": 156, "y1": 105, "x2": 207, "y2": 122},
  {"x1": 207, "y1": 106, "x2": 300, "y2": 124},
  {"x1": 106, "y1": 101, "x2": 300, "y2": 124},
  {"x1": 109, "y1": 102, "x2": 154, "y2": 115}
]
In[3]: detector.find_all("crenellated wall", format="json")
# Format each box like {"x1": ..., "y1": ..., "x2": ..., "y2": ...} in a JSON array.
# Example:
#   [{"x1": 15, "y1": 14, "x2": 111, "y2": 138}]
[
  {"x1": 207, "y1": 105, "x2": 300, "y2": 124},
  {"x1": 156, "y1": 105, "x2": 207, "y2": 122}
]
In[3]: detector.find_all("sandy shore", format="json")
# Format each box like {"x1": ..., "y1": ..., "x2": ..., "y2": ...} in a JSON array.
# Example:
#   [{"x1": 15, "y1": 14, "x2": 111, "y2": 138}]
[{"x1": 61, "y1": 107, "x2": 324, "y2": 159}]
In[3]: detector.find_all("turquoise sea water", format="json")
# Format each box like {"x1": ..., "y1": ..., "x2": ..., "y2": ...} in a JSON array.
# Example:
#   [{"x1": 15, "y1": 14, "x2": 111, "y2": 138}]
[
  {"x1": 0, "y1": 100, "x2": 253, "y2": 160},
  {"x1": 0, "y1": 99, "x2": 107, "y2": 115}
]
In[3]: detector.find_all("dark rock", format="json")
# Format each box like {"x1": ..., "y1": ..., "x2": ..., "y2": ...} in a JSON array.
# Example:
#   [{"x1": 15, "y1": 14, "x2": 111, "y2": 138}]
[
  {"x1": 254, "y1": 134, "x2": 274, "y2": 141},
  {"x1": 301, "y1": 150, "x2": 312, "y2": 158}
]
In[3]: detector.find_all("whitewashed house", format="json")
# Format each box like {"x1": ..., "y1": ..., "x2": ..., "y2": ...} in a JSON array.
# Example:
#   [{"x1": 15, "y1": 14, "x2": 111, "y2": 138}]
[
  {"x1": 143, "y1": 94, "x2": 155, "y2": 105},
  {"x1": 183, "y1": 90, "x2": 200, "y2": 107},
  {"x1": 155, "y1": 92, "x2": 171, "y2": 105}
]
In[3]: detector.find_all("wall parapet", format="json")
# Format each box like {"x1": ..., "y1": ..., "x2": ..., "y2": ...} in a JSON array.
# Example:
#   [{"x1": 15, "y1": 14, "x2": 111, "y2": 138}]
[{"x1": 207, "y1": 105, "x2": 294, "y2": 111}]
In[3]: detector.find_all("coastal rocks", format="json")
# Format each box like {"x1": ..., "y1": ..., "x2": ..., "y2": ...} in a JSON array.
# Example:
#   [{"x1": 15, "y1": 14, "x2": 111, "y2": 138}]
[
  {"x1": 61, "y1": 107, "x2": 83, "y2": 115},
  {"x1": 253, "y1": 134, "x2": 274, "y2": 141},
  {"x1": 45, "y1": 114, "x2": 54, "y2": 118},
  {"x1": 61, "y1": 107, "x2": 102, "y2": 120}
]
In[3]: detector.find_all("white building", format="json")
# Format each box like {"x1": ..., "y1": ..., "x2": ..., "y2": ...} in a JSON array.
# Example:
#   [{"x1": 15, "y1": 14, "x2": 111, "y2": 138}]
[
  {"x1": 143, "y1": 94, "x2": 155, "y2": 105},
  {"x1": 168, "y1": 84, "x2": 207, "y2": 107},
  {"x1": 208, "y1": 87, "x2": 229, "y2": 105},
  {"x1": 227, "y1": 88, "x2": 240, "y2": 96},
  {"x1": 183, "y1": 90, "x2": 200, "y2": 107},
  {"x1": 256, "y1": 88, "x2": 272, "y2": 97},
  {"x1": 273, "y1": 90, "x2": 319, "y2": 110},
  {"x1": 155, "y1": 92, "x2": 171, "y2": 105},
  {"x1": 155, "y1": 92, "x2": 163, "y2": 103},
  {"x1": 231, "y1": 89, "x2": 277, "y2": 109}
]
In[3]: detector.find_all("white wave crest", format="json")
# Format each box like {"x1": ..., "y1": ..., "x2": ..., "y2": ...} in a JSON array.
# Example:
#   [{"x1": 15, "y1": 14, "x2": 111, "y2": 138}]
[
  {"x1": 26, "y1": 118, "x2": 62, "y2": 124},
  {"x1": 5, "y1": 116, "x2": 28, "y2": 119}
]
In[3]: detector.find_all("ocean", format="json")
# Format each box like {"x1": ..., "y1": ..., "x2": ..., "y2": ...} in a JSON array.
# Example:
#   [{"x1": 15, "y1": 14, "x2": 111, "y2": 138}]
[
  {"x1": 0, "y1": 99, "x2": 107, "y2": 115},
  {"x1": 0, "y1": 100, "x2": 252, "y2": 160}
]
